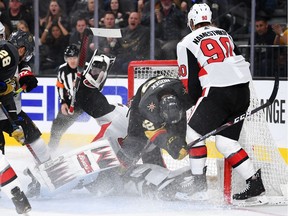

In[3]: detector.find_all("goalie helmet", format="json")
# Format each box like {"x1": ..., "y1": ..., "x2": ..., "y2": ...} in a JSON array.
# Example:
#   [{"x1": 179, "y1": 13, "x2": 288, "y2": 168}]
[
  {"x1": 0, "y1": 22, "x2": 5, "y2": 40},
  {"x1": 83, "y1": 54, "x2": 112, "y2": 90},
  {"x1": 8, "y1": 30, "x2": 35, "y2": 62},
  {"x1": 64, "y1": 44, "x2": 79, "y2": 61},
  {"x1": 187, "y1": 3, "x2": 212, "y2": 30},
  {"x1": 159, "y1": 94, "x2": 183, "y2": 124}
]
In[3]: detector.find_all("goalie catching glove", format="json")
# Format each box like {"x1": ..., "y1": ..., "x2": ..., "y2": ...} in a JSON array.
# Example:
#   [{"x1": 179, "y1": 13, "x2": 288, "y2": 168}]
[
  {"x1": 83, "y1": 54, "x2": 114, "y2": 90},
  {"x1": 19, "y1": 70, "x2": 38, "y2": 92}
]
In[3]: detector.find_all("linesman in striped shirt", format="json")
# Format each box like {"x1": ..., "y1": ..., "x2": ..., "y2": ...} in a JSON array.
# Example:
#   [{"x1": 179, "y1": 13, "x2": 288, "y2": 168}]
[{"x1": 48, "y1": 44, "x2": 84, "y2": 151}]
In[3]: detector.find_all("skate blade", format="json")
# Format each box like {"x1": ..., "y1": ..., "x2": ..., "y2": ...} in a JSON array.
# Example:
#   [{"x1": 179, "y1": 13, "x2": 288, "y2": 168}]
[{"x1": 232, "y1": 194, "x2": 268, "y2": 206}]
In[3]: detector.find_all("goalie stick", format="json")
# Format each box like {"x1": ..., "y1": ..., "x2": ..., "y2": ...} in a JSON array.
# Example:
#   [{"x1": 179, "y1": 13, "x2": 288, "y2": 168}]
[
  {"x1": 187, "y1": 73, "x2": 279, "y2": 149},
  {"x1": 68, "y1": 28, "x2": 93, "y2": 115}
]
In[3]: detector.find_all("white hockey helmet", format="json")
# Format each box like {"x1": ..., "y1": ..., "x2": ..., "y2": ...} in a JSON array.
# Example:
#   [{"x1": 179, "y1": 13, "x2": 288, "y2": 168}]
[
  {"x1": 187, "y1": 3, "x2": 212, "y2": 30},
  {"x1": 0, "y1": 22, "x2": 5, "y2": 40},
  {"x1": 84, "y1": 54, "x2": 111, "y2": 90}
]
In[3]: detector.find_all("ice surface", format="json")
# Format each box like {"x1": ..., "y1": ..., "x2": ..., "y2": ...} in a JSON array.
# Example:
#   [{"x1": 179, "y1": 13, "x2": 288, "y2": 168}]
[{"x1": 1, "y1": 147, "x2": 287, "y2": 216}]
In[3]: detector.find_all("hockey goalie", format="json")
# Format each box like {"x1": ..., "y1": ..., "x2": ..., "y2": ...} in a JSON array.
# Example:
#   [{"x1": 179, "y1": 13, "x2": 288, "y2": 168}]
[{"x1": 25, "y1": 138, "x2": 198, "y2": 201}]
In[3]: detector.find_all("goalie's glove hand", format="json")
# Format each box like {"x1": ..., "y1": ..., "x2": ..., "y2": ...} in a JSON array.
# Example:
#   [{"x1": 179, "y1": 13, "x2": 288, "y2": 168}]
[
  {"x1": 11, "y1": 126, "x2": 25, "y2": 145},
  {"x1": 19, "y1": 70, "x2": 38, "y2": 92}
]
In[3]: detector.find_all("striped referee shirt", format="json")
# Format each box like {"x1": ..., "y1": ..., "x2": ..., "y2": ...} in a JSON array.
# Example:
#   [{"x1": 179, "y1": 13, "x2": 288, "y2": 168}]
[{"x1": 56, "y1": 63, "x2": 77, "y2": 105}]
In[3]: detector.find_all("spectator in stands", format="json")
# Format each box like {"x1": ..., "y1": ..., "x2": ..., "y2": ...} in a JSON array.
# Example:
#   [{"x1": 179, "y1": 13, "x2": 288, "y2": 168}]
[
  {"x1": 40, "y1": 16, "x2": 70, "y2": 74},
  {"x1": 69, "y1": 0, "x2": 90, "y2": 18},
  {"x1": 0, "y1": 0, "x2": 7, "y2": 10},
  {"x1": 69, "y1": 16, "x2": 94, "y2": 61},
  {"x1": 255, "y1": 0, "x2": 277, "y2": 18},
  {"x1": 248, "y1": 16, "x2": 276, "y2": 77},
  {"x1": 155, "y1": 0, "x2": 186, "y2": 60},
  {"x1": 39, "y1": 0, "x2": 67, "y2": 20},
  {"x1": 137, "y1": 0, "x2": 150, "y2": 26},
  {"x1": 272, "y1": 24, "x2": 288, "y2": 45},
  {"x1": 69, "y1": 17, "x2": 89, "y2": 47},
  {"x1": 16, "y1": 19, "x2": 29, "y2": 32},
  {"x1": 272, "y1": 24, "x2": 287, "y2": 77},
  {"x1": 0, "y1": 12, "x2": 12, "y2": 38},
  {"x1": 8, "y1": 0, "x2": 34, "y2": 33},
  {"x1": 98, "y1": 11, "x2": 119, "y2": 56},
  {"x1": 104, "y1": 0, "x2": 129, "y2": 28},
  {"x1": 111, "y1": 12, "x2": 150, "y2": 75},
  {"x1": 70, "y1": 0, "x2": 105, "y2": 28},
  {"x1": 40, "y1": 0, "x2": 70, "y2": 35}
]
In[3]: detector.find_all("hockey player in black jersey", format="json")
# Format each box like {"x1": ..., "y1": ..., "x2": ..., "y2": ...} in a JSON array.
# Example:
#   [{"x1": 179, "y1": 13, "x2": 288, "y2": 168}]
[
  {"x1": 117, "y1": 76, "x2": 193, "y2": 169},
  {"x1": 0, "y1": 26, "x2": 32, "y2": 214},
  {"x1": 0, "y1": 30, "x2": 52, "y2": 201}
]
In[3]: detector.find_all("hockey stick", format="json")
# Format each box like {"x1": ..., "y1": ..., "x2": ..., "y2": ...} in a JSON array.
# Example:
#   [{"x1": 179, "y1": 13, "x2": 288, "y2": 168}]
[
  {"x1": 14, "y1": 84, "x2": 27, "y2": 95},
  {"x1": 0, "y1": 101, "x2": 41, "y2": 164},
  {"x1": 187, "y1": 74, "x2": 279, "y2": 149},
  {"x1": 0, "y1": 102, "x2": 19, "y2": 131},
  {"x1": 68, "y1": 28, "x2": 93, "y2": 115},
  {"x1": 90, "y1": 28, "x2": 122, "y2": 38}
]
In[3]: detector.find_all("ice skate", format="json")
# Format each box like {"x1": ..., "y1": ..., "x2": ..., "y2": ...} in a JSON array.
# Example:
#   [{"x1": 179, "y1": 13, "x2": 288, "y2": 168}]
[
  {"x1": 233, "y1": 169, "x2": 267, "y2": 205},
  {"x1": 175, "y1": 166, "x2": 208, "y2": 201},
  {"x1": 157, "y1": 167, "x2": 208, "y2": 201},
  {"x1": 11, "y1": 186, "x2": 32, "y2": 214}
]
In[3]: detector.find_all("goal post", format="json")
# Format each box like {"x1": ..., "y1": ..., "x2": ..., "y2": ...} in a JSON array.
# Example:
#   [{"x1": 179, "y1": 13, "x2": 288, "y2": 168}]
[
  {"x1": 128, "y1": 60, "x2": 179, "y2": 99},
  {"x1": 127, "y1": 60, "x2": 288, "y2": 204}
]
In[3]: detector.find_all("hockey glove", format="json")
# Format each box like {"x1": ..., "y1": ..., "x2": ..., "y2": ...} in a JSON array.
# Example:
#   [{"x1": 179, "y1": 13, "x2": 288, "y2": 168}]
[
  {"x1": 11, "y1": 126, "x2": 25, "y2": 145},
  {"x1": 19, "y1": 70, "x2": 38, "y2": 92}
]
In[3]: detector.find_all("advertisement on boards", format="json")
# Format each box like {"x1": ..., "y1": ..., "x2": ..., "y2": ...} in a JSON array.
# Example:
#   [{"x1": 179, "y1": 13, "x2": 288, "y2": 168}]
[{"x1": 5, "y1": 77, "x2": 287, "y2": 160}]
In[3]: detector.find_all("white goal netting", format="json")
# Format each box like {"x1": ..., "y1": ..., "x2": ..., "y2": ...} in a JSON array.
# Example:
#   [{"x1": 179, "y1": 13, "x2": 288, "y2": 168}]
[{"x1": 127, "y1": 60, "x2": 288, "y2": 202}]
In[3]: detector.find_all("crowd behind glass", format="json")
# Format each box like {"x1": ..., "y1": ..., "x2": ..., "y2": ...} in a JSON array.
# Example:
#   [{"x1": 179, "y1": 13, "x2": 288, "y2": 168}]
[{"x1": 0, "y1": 0, "x2": 287, "y2": 77}]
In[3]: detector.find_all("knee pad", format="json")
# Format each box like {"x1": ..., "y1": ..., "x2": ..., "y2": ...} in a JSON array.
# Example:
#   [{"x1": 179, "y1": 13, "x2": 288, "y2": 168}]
[
  {"x1": 186, "y1": 126, "x2": 205, "y2": 148},
  {"x1": 94, "y1": 104, "x2": 129, "y2": 154}
]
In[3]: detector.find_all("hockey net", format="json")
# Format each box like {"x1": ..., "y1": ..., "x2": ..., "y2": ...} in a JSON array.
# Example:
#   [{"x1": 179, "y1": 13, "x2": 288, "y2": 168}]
[{"x1": 127, "y1": 60, "x2": 288, "y2": 204}]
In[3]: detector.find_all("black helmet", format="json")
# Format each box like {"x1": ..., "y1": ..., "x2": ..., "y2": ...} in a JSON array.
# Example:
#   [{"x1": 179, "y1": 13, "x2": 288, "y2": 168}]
[
  {"x1": 8, "y1": 30, "x2": 35, "y2": 62},
  {"x1": 64, "y1": 44, "x2": 79, "y2": 58},
  {"x1": 159, "y1": 94, "x2": 183, "y2": 124}
]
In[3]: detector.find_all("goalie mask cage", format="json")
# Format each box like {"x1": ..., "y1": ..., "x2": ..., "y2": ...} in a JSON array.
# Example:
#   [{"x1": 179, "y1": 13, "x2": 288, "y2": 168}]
[{"x1": 127, "y1": 60, "x2": 288, "y2": 204}]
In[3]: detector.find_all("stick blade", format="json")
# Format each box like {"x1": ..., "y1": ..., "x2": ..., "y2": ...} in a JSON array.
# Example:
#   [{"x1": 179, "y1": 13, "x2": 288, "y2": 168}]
[{"x1": 90, "y1": 28, "x2": 122, "y2": 38}]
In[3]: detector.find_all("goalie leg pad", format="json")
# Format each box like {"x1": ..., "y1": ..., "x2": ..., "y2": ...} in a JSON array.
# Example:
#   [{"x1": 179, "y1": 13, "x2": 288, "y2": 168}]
[{"x1": 94, "y1": 103, "x2": 129, "y2": 154}]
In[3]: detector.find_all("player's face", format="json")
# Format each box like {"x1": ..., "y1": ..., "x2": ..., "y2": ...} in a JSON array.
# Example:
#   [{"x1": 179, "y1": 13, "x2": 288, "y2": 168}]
[
  {"x1": 17, "y1": 46, "x2": 26, "y2": 62},
  {"x1": 66, "y1": 56, "x2": 78, "y2": 69}
]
